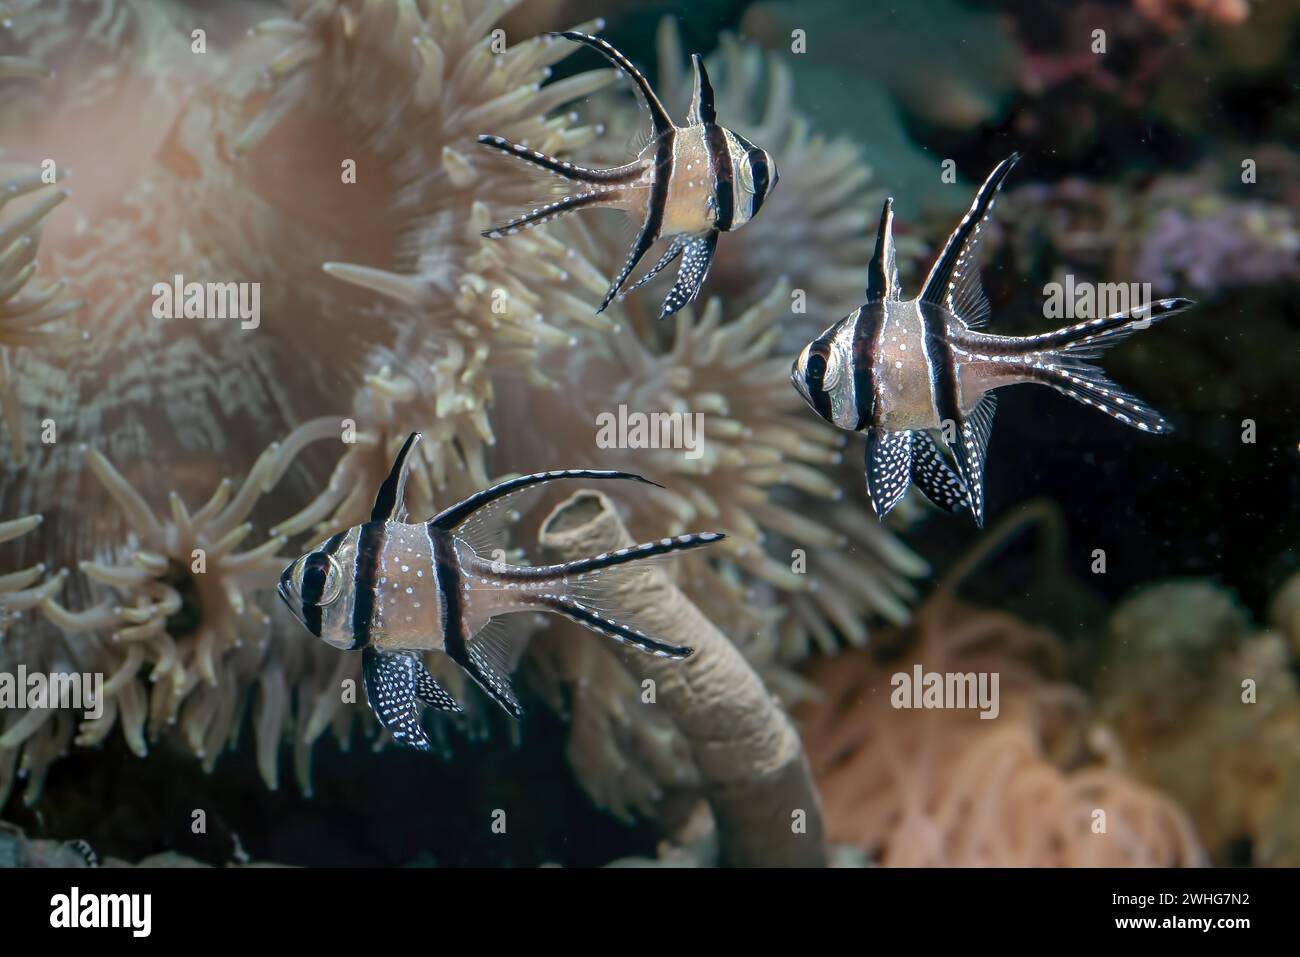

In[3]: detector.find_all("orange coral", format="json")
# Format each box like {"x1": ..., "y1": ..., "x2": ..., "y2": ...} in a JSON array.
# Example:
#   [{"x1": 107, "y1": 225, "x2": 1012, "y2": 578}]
[{"x1": 796, "y1": 594, "x2": 1204, "y2": 866}]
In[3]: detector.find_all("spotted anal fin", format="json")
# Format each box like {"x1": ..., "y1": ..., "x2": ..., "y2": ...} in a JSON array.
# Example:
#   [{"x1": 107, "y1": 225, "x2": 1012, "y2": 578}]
[
  {"x1": 910, "y1": 430, "x2": 968, "y2": 514},
  {"x1": 864, "y1": 428, "x2": 913, "y2": 520},
  {"x1": 371, "y1": 432, "x2": 419, "y2": 523},
  {"x1": 687, "y1": 54, "x2": 716, "y2": 126},
  {"x1": 919, "y1": 153, "x2": 1020, "y2": 329},
  {"x1": 659, "y1": 231, "x2": 718, "y2": 319},
  {"x1": 865, "y1": 198, "x2": 902, "y2": 303},
  {"x1": 363, "y1": 648, "x2": 436, "y2": 751},
  {"x1": 948, "y1": 393, "x2": 998, "y2": 526},
  {"x1": 552, "y1": 31, "x2": 674, "y2": 138}
]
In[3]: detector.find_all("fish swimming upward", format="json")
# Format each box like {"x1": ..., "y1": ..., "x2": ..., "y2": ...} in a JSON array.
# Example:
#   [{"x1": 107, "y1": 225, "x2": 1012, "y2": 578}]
[
  {"x1": 791, "y1": 154, "x2": 1194, "y2": 526},
  {"x1": 277, "y1": 433, "x2": 723, "y2": 750},
  {"x1": 478, "y1": 31, "x2": 778, "y2": 319}
]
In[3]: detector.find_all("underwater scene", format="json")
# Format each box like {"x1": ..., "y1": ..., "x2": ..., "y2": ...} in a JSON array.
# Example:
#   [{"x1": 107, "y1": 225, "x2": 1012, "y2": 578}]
[{"x1": 0, "y1": 0, "x2": 1298, "y2": 877}]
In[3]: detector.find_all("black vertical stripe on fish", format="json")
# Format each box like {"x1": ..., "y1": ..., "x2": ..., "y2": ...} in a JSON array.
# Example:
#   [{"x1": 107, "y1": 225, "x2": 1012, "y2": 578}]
[
  {"x1": 552, "y1": 31, "x2": 674, "y2": 137},
  {"x1": 349, "y1": 521, "x2": 387, "y2": 649},
  {"x1": 597, "y1": 128, "x2": 675, "y2": 312},
  {"x1": 432, "y1": 524, "x2": 523, "y2": 717},
  {"x1": 705, "y1": 123, "x2": 735, "y2": 232},
  {"x1": 918, "y1": 301, "x2": 972, "y2": 511},
  {"x1": 429, "y1": 526, "x2": 465, "y2": 661},
  {"x1": 371, "y1": 432, "x2": 419, "y2": 523},
  {"x1": 747, "y1": 145, "x2": 770, "y2": 220},
  {"x1": 851, "y1": 305, "x2": 881, "y2": 431},
  {"x1": 298, "y1": 530, "x2": 346, "y2": 638}
]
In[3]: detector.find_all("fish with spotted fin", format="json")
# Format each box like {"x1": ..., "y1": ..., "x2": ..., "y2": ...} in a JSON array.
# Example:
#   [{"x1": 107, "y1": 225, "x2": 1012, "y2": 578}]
[
  {"x1": 478, "y1": 29, "x2": 778, "y2": 319},
  {"x1": 791, "y1": 153, "x2": 1195, "y2": 526},
  {"x1": 277, "y1": 433, "x2": 723, "y2": 750}
]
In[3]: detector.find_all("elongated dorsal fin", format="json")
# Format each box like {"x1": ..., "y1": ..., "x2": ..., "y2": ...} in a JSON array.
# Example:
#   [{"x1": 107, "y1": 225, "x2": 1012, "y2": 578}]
[
  {"x1": 371, "y1": 432, "x2": 419, "y2": 523},
  {"x1": 552, "y1": 31, "x2": 674, "y2": 137},
  {"x1": 430, "y1": 469, "x2": 659, "y2": 532},
  {"x1": 687, "y1": 54, "x2": 716, "y2": 126},
  {"x1": 866, "y1": 197, "x2": 901, "y2": 302},
  {"x1": 919, "y1": 153, "x2": 1021, "y2": 324}
]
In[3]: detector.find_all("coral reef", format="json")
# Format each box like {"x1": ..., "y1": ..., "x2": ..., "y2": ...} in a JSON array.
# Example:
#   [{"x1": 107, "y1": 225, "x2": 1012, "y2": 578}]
[
  {"x1": 0, "y1": 0, "x2": 924, "y2": 834},
  {"x1": 797, "y1": 592, "x2": 1204, "y2": 866},
  {"x1": 0, "y1": 168, "x2": 82, "y2": 465},
  {"x1": 1094, "y1": 580, "x2": 1300, "y2": 865}
]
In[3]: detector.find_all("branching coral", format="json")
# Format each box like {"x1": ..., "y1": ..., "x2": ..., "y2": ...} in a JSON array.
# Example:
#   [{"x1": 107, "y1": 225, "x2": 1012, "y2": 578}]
[{"x1": 796, "y1": 593, "x2": 1204, "y2": 866}]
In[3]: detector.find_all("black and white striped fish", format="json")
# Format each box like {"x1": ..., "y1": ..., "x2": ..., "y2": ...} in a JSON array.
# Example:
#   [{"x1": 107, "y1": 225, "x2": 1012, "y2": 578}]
[
  {"x1": 791, "y1": 154, "x2": 1194, "y2": 526},
  {"x1": 478, "y1": 31, "x2": 778, "y2": 319},
  {"x1": 277, "y1": 433, "x2": 722, "y2": 750}
]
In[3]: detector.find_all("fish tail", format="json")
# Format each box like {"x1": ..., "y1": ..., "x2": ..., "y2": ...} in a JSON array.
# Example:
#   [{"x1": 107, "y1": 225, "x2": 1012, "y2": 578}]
[
  {"x1": 1032, "y1": 358, "x2": 1173, "y2": 434},
  {"x1": 1023, "y1": 297, "x2": 1195, "y2": 358},
  {"x1": 532, "y1": 532, "x2": 725, "y2": 657},
  {"x1": 481, "y1": 190, "x2": 614, "y2": 238},
  {"x1": 540, "y1": 594, "x2": 694, "y2": 658},
  {"x1": 477, "y1": 135, "x2": 640, "y2": 184}
]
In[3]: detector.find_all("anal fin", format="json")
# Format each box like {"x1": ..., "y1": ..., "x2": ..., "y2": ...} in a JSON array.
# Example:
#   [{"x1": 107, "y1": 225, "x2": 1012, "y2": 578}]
[{"x1": 948, "y1": 393, "x2": 998, "y2": 526}]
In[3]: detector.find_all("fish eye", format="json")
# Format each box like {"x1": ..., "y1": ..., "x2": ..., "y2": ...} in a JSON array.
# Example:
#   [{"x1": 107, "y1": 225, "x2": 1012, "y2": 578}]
[
  {"x1": 319, "y1": 555, "x2": 344, "y2": 605},
  {"x1": 806, "y1": 352, "x2": 826, "y2": 382},
  {"x1": 299, "y1": 552, "x2": 345, "y2": 607},
  {"x1": 738, "y1": 157, "x2": 755, "y2": 193}
]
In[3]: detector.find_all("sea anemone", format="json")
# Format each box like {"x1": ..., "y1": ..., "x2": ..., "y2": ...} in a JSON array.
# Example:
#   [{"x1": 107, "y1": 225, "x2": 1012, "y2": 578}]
[
  {"x1": 0, "y1": 512, "x2": 67, "y2": 807},
  {"x1": 797, "y1": 593, "x2": 1204, "y2": 866},
  {"x1": 1, "y1": 0, "x2": 928, "y2": 822},
  {"x1": 0, "y1": 169, "x2": 82, "y2": 465}
]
